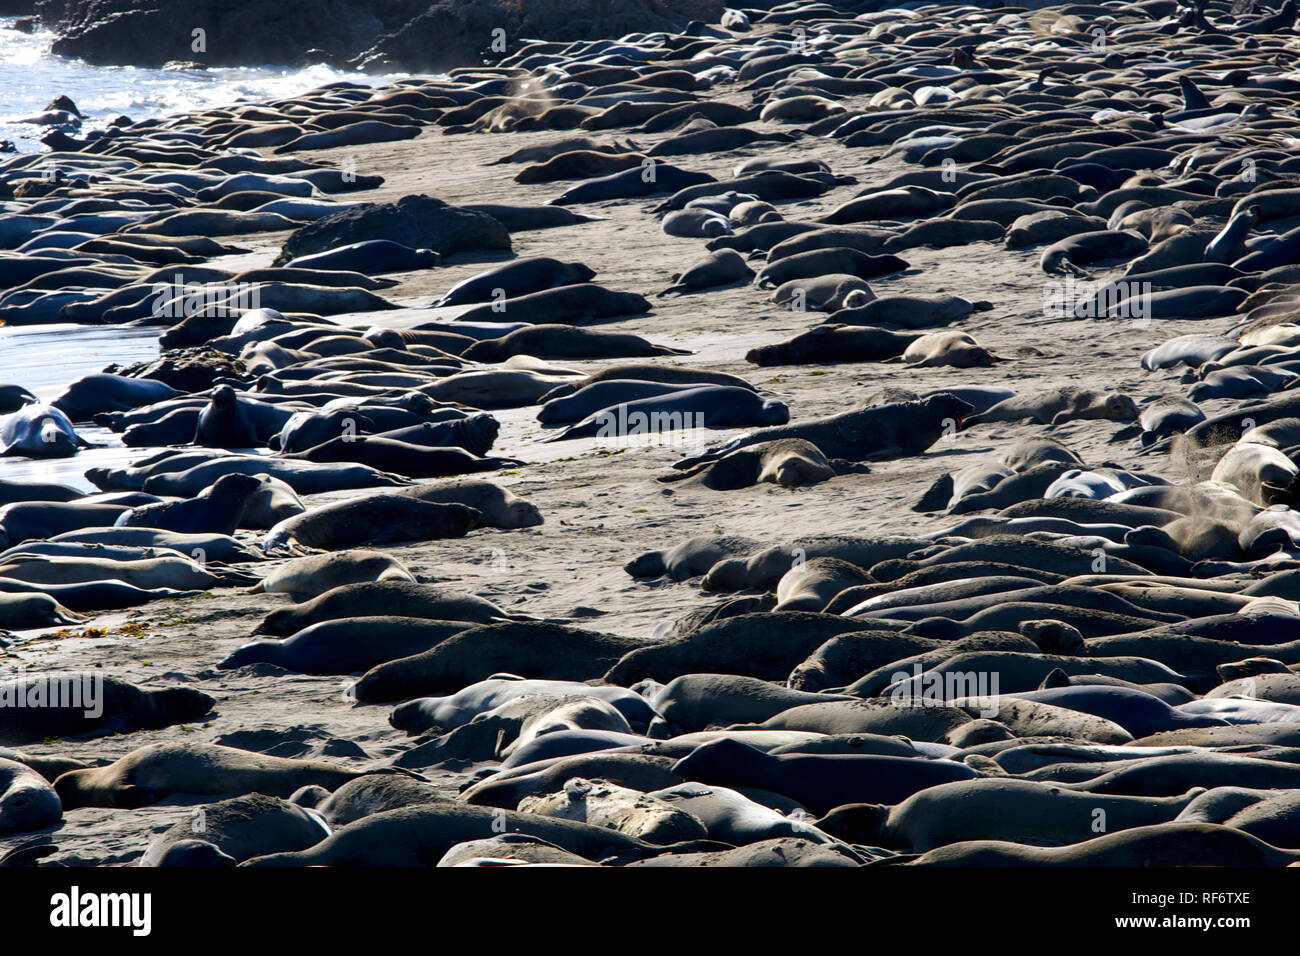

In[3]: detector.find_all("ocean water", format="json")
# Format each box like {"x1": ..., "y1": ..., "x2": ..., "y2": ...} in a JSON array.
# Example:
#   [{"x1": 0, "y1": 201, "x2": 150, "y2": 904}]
[
  {"x1": 0, "y1": 19, "x2": 405, "y2": 484},
  {"x1": 0, "y1": 17, "x2": 407, "y2": 152}
]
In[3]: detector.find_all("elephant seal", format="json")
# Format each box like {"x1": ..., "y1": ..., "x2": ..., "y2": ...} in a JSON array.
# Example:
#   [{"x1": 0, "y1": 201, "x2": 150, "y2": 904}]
[
  {"x1": 239, "y1": 803, "x2": 714, "y2": 866},
  {"x1": 964, "y1": 388, "x2": 1139, "y2": 427},
  {"x1": 604, "y1": 612, "x2": 905, "y2": 686},
  {"x1": 138, "y1": 457, "x2": 408, "y2": 497},
  {"x1": 115, "y1": 473, "x2": 264, "y2": 535},
  {"x1": 0, "y1": 592, "x2": 85, "y2": 630},
  {"x1": 50, "y1": 527, "x2": 259, "y2": 564},
  {"x1": 903, "y1": 331, "x2": 999, "y2": 368},
  {"x1": 248, "y1": 550, "x2": 416, "y2": 600},
  {"x1": 1175, "y1": 787, "x2": 1300, "y2": 849},
  {"x1": 236, "y1": 474, "x2": 304, "y2": 529},
  {"x1": 775, "y1": 557, "x2": 874, "y2": 612},
  {"x1": 282, "y1": 436, "x2": 520, "y2": 479},
  {"x1": 754, "y1": 249, "x2": 908, "y2": 288},
  {"x1": 459, "y1": 751, "x2": 686, "y2": 810},
  {"x1": 0, "y1": 676, "x2": 213, "y2": 746},
  {"x1": 263, "y1": 496, "x2": 479, "y2": 554},
  {"x1": 1205, "y1": 205, "x2": 1260, "y2": 263},
  {"x1": 0, "y1": 478, "x2": 81, "y2": 506},
  {"x1": 702, "y1": 535, "x2": 928, "y2": 593},
  {"x1": 0, "y1": 757, "x2": 62, "y2": 835},
  {"x1": 0, "y1": 385, "x2": 37, "y2": 414},
  {"x1": 661, "y1": 438, "x2": 860, "y2": 491},
  {"x1": 999, "y1": 685, "x2": 1226, "y2": 738},
  {"x1": 462, "y1": 203, "x2": 600, "y2": 231},
  {"x1": 827, "y1": 778, "x2": 1200, "y2": 850},
  {"x1": 311, "y1": 774, "x2": 447, "y2": 826},
  {"x1": 518, "y1": 778, "x2": 707, "y2": 845},
  {"x1": 219, "y1": 617, "x2": 472, "y2": 675},
  {"x1": 624, "y1": 534, "x2": 760, "y2": 581},
  {"x1": 436, "y1": 835, "x2": 597, "y2": 867},
  {"x1": 254, "y1": 581, "x2": 514, "y2": 636},
  {"x1": 139, "y1": 793, "x2": 329, "y2": 866},
  {"x1": 745, "y1": 326, "x2": 917, "y2": 366},
  {"x1": 0, "y1": 405, "x2": 87, "y2": 458},
  {"x1": 627, "y1": 837, "x2": 864, "y2": 867},
  {"x1": 671, "y1": 738, "x2": 979, "y2": 817},
  {"x1": 1041, "y1": 230, "x2": 1148, "y2": 275},
  {"x1": 672, "y1": 394, "x2": 973, "y2": 470},
  {"x1": 436, "y1": 257, "x2": 597, "y2": 308},
  {"x1": 193, "y1": 385, "x2": 259, "y2": 448},
  {"x1": 827, "y1": 294, "x2": 977, "y2": 330},
  {"x1": 50, "y1": 374, "x2": 181, "y2": 420},
  {"x1": 352, "y1": 622, "x2": 647, "y2": 702},
  {"x1": 902, "y1": 822, "x2": 1300, "y2": 867},
  {"x1": 515, "y1": 150, "x2": 646, "y2": 184},
  {"x1": 650, "y1": 674, "x2": 853, "y2": 734},
  {"x1": 462, "y1": 325, "x2": 687, "y2": 363},
  {"x1": 0, "y1": 553, "x2": 249, "y2": 591},
  {"x1": 285, "y1": 240, "x2": 439, "y2": 274},
  {"x1": 394, "y1": 479, "x2": 542, "y2": 529},
  {"x1": 53, "y1": 742, "x2": 371, "y2": 809},
  {"x1": 647, "y1": 782, "x2": 839, "y2": 847},
  {"x1": 1059, "y1": 753, "x2": 1300, "y2": 797},
  {"x1": 542, "y1": 386, "x2": 789, "y2": 442},
  {"x1": 539, "y1": 364, "x2": 755, "y2": 401},
  {"x1": 539, "y1": 380, "x2": 707, "y2": 425},
  {"x1": 388, "y1": 677, "x2": 656, "y2": 737},
  {"x1": 660, "y1": 249, "x2": 755, "y2": 295}
]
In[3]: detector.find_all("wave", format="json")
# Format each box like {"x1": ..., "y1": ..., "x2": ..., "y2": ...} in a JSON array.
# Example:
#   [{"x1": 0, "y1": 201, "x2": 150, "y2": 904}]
[{"x1": 0, "y1": 17, "x2": 413, "y2": 152}]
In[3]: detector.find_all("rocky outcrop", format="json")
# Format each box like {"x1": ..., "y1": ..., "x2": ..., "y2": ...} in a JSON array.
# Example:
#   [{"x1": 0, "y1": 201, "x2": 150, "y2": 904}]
[
  {"x1": 112, "y1": 347, "x2": 246, "y2": 392},
  {"x1": 275, "y1": 194, "x2": 511, "y2": 265},
  {"x1": 37, "y1": 0, "x2": 424, "y2": 68},
  {"x1": 37, "y1": 0, "x2": 726, "y2": 71},
  {"x1": 352, "y1": 0, "x2": 728, "y2": 72}
]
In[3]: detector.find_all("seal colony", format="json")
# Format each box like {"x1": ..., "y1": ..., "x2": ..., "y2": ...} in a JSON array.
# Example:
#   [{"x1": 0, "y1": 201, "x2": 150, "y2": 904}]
[{"x1": 7, "y1": 0, "x2": 1300, "y2": 868}]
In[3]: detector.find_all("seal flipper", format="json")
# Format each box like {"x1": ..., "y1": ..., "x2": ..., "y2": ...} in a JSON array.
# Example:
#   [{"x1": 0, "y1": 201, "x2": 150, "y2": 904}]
[
  {"x1": 913, "y1": 473, "x2": 954, "y2": 512},
  {"x1": 814, "y1": 803, "x2": 889, "y2": 845},
  {"x1": 1178, "y1": 75, "x2": 1211, "y2": 111},
  {"x1": 1039, "y1": 667, "x2": 1074, "y2": 690}
]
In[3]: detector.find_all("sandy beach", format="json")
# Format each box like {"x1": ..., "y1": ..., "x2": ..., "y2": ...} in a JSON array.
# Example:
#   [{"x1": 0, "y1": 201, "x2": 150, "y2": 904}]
[{"x1": 2, "y1": 0, "x2": 1300, "y2": 882}]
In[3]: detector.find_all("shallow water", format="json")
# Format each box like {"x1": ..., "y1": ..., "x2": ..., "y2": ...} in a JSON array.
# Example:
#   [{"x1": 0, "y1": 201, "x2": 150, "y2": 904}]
[
  {"x1": 0, "y1": 324, "x2": 160, "y2": 490},
  {"x1": 0, "y1": 18, "x2": 407, "y2": 152},
  {"x1": 0, "y1": 19, "x2": 414, "y2": 488}
]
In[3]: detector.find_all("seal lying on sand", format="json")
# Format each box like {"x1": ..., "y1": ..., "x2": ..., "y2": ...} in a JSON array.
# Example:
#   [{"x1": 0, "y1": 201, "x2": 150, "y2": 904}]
[
  {"x1": 264, "y1": 496, "x2": 480, "y2": 554},
  {"x1": 673, "y1": 395, "x2": 973, "y2": 470}
]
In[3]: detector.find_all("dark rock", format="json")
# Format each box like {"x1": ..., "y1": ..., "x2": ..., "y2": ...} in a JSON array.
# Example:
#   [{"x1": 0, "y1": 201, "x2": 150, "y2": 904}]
[
  {"x1": 38, "y1": 0, "x2": 418, "y2": 68},
  {"x1": 38, "y1": 0, "x2": 724, "y2": 71},
  {"x1": 354, "y1": 0, "x2": 725, "y2": 72},
  {"x1": 275, "y1": 194, "x2": 511, "y2": 265},
  {"x1": 113, "y1": 347, "x2": 247, "y2": 392}
]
